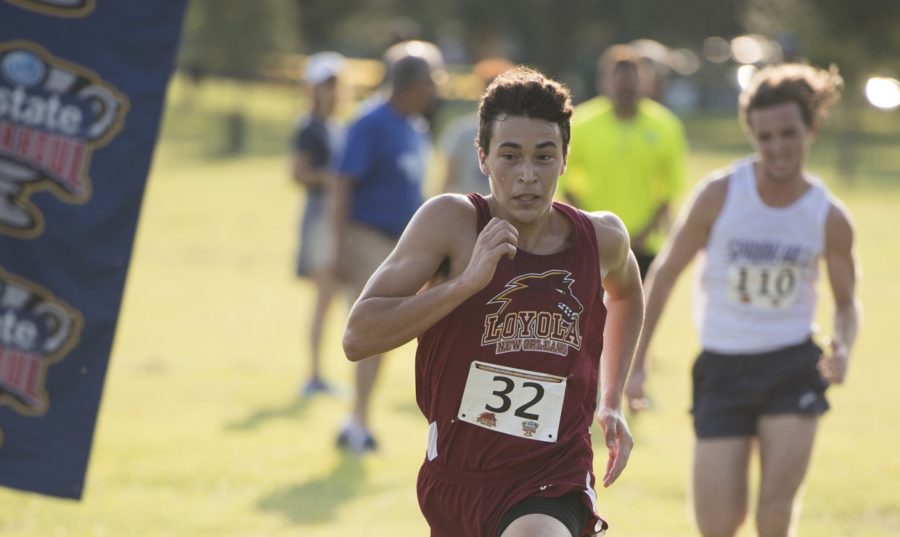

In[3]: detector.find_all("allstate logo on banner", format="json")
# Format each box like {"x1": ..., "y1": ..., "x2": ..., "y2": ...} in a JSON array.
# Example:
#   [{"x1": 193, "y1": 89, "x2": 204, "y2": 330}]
[
  {"x1": 3, "y1": 0, "x2": 95, "y2": 18},
  {"x1": 0, "y1": 40, "x2": 128, "y2": 238},
  {"x1": 0, "y1": 266, "x2": 83, "y2": 416}
]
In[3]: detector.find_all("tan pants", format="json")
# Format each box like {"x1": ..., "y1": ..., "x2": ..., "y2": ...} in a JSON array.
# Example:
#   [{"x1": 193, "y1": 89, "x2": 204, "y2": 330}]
[{"x1": 341, "y1": 222, "x2": 398, "y2": 304}]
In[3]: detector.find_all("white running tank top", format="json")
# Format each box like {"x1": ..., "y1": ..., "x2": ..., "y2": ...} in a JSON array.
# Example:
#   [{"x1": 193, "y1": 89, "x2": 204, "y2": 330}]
[{"x1": 694, "y1": 157, "x2": 832, "y2": 354}]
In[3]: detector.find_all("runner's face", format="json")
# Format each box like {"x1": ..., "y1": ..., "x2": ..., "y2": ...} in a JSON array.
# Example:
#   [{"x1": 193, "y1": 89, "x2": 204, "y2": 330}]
[
  {"x1": 748, "y1": 101, "x2": 815, "y2": 182},
  {"x1": 479, "y1": 115, "x2": 566, "y2": 224}
]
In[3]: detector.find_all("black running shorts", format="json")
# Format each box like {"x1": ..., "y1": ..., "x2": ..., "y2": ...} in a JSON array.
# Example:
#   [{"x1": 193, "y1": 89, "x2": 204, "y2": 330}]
[
  {"x1": 496, "y1": 492, "x2": 591, "y2": 537},
  {"x1": 691, "y1": 338, "x2": 830, "y2": 438}
]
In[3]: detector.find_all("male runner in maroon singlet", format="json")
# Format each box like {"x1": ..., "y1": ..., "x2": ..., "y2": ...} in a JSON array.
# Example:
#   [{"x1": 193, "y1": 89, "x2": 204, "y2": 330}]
[{"x1": 344, "y1": 67, "x2": 644, "y2": 537}]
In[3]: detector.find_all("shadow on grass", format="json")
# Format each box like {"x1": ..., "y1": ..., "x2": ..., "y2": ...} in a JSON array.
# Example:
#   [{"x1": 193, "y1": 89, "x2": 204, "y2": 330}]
[
  {"x1": 256, "y1": 453, "x2": 372, "y2": 525},
  {"x1": 225, "y1": 397, "x2": 314, "y2": 431}
]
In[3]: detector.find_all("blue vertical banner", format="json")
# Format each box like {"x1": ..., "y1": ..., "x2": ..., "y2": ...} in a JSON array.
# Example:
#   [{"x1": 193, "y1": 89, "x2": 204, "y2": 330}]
[{"x1": 0, "y1": 0, "x2": 187, "y2": 498}]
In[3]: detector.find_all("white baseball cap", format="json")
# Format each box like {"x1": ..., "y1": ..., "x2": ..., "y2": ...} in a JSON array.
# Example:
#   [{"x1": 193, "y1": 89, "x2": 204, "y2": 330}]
[{"x1": 305, "y1": 51, "x2": 345, "y2": 85}]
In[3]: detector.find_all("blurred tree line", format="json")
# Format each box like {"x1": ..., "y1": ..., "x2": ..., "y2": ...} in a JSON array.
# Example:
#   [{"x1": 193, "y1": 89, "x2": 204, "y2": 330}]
[
  {"x1": 179, "y1": 0, "x2": 900, "y2": 85},
  {"x1": 180, "y1": 0, "x2": 900, "y2": 176}
]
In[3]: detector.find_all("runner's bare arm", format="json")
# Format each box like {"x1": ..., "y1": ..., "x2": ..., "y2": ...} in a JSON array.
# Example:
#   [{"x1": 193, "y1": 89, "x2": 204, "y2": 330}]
[
  {"x1": 625, "y1": 176, "x2": 728, "y2": 409},
  {"x1": 590, "y1": 212, "x2": 643, "y2": 487},
  {"x1": 343, "y1": 195, "x2": 517, "y2": 361},
  {"x1": 821, "y1": 200, "x2": 861, "y2": 384}
]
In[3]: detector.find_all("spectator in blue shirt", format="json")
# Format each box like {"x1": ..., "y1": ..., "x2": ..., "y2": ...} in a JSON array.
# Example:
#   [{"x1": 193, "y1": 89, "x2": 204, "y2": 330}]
[{"x1": 332, "y1": 48, "x2": 444, "y2": 453}]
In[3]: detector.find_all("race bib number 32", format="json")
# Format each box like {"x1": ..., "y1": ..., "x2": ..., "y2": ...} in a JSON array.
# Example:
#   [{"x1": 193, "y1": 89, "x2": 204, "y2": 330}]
[{"x1": 457, "y1": 361, "x2": 566, "y2": 443}]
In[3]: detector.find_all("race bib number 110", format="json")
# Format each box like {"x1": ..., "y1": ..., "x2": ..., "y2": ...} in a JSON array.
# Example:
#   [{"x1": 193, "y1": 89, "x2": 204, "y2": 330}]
[
  {"x1": 727, "y1": 264, "x2": 800, "y2": 310},
  {"x1": 457, "y1": 361, "x2": 566, "y2": 443}
]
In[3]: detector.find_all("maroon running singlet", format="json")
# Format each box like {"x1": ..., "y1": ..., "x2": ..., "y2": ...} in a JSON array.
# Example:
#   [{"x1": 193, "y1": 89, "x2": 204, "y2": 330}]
[{"x1": 415, "y1": 193, "x2": 609, "y2": 536}]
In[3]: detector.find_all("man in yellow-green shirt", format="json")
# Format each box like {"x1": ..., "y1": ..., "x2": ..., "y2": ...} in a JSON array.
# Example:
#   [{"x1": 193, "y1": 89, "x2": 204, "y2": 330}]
[{"x1": 559, "y1": 44, "x2": 687, "y2": 279}]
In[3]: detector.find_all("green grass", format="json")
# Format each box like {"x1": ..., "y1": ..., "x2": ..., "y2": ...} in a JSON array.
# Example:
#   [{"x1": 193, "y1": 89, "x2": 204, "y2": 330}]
[{"x1": 0, "y1": 76, "x2": 898, "y2": 536}]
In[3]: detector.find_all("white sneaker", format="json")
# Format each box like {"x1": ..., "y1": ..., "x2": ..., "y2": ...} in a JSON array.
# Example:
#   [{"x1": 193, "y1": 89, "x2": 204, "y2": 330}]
[{"x1": 336, "y1": 418, "x2": 377, "y2": 454}]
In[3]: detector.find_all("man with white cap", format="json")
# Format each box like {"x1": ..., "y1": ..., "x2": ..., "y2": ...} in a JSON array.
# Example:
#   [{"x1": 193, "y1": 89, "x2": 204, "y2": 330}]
[{"x1": 292, "y1": 51, "x2": 345, "y2": 397}]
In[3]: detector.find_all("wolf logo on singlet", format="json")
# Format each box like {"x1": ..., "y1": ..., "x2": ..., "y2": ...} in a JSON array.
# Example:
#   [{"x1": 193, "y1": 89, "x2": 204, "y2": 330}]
[{"x1": 482, "y1": 270, "x2": 584, "y2": 357}]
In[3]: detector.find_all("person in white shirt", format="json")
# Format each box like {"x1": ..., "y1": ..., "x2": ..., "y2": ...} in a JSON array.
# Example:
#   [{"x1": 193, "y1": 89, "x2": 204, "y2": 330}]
[{"x1": 626, "y1": 63, "x2": 861, "y2": 537}]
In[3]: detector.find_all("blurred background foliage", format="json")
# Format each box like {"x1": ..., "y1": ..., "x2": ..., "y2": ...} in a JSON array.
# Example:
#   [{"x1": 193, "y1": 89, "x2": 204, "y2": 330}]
[
  {"x1": 174, "y1": 0, "x2": 900, "y2": 181},
  {"x1": 179, "y1": 0, "x2": 900, "y2": 84}
]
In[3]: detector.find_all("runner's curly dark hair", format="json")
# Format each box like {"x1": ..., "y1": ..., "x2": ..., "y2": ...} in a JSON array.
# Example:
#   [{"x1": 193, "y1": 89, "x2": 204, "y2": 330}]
[{"x1": 477, "y1": 66, "x2": 573, "y2": 156}]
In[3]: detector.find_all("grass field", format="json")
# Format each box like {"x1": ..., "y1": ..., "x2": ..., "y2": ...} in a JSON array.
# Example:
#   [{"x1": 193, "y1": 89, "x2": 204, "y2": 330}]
[{"x1": 0, "y1": 77, "x2": 898, "y2": 536}]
